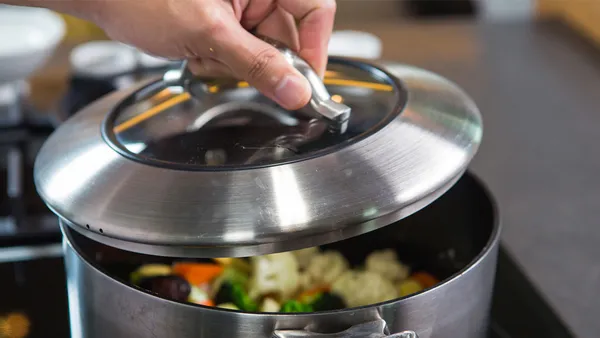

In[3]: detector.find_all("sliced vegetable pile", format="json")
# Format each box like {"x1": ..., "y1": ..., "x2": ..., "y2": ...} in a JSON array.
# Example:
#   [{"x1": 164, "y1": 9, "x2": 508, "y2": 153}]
[{"x1": 129, "y1": 247, "x2": 439, "y2": 312}]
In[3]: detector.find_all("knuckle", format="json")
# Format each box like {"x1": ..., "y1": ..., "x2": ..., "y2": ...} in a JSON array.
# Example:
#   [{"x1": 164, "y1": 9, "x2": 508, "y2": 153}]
[
  {"x1": 200, "y1": 7, "x2": 229, "y2": 37},
  {"x1": 247, "y1": 48, "x2": 279, "y2": 80},
  {"x1": 205, "y1": 18, "x2": 227, "y2": 38},
  {"x1": 181, "y1": 7, "x2": 226, "y2": 40}
]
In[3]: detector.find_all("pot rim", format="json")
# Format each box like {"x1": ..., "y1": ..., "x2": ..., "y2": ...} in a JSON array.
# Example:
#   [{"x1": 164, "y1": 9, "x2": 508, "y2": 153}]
[{"x1": 61, "y1": 171, "x2": 501, "y2": 317}]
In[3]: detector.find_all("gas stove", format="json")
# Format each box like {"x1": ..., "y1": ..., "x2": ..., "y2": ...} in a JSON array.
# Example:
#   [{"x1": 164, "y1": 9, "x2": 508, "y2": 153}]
[
  {"x1": 0, "y1": 43, "x2": 174, "y2": 249},
  {"x1": 0, "y1": 81, "x2": 61, "y2": 248}
]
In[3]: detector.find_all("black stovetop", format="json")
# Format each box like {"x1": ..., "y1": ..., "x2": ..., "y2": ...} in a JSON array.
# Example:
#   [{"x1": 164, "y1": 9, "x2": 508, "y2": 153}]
[
  {"x1": 0, "y1": 243, "x2": 574, "y2": 338},
  {"x1": 0, "y1": 110, "x2": 61, "y2": 248}
]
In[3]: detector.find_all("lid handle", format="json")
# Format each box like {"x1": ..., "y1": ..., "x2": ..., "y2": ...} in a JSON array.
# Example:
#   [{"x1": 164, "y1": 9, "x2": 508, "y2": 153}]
[
  {"x1": 258, "y1": 34, "x2": 351, "y2": 131},
  {"x1": 164, "y1": 35, "x2": 351, "y2": 132}
]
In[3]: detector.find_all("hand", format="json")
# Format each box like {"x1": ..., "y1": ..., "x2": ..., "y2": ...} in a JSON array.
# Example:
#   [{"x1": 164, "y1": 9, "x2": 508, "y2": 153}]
[{"x1": 91, "y1": 0, "x2": 337, "y2": 110}]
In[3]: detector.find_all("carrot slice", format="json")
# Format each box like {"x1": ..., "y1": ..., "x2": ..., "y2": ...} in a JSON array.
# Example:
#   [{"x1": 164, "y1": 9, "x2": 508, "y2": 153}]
[
  {"x1": 410, "y1": 272, "x2": 439, "y2": 288},
  {"x1": 297, "y1": 285, "x2": 330, "y2": 302},
  {"x1": 172, "y1": 263, "x2": 224, "y2": 286},
  {"x1": 198, "y1": 299, "x2": 215, "y2": 307}
]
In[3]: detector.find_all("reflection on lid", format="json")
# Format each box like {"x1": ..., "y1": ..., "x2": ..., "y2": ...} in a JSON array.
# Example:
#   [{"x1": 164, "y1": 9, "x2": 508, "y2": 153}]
[
  {"x1": 113, "y1": 78, "x2": 393, "y2": 135},
  {"x1": 104, "y1": 62, "x2": 401, "y2": 170}
]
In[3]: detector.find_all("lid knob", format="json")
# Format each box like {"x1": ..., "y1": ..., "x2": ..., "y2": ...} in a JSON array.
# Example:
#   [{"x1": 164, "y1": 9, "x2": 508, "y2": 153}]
[{"x1": 164, "y1": 35, "x2": 351, "y2": 132}]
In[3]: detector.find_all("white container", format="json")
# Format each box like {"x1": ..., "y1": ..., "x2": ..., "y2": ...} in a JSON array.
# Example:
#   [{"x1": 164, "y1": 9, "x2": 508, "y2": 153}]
[
  {"x1": 328, "y1": 31, "x2": 382, "y2": 60},
  {"x1": 70, "y1": 41, "x2": 138, "y2": 78},
  {"x1": 0, "y1": 5, "x2": 65, "y2": 85}
]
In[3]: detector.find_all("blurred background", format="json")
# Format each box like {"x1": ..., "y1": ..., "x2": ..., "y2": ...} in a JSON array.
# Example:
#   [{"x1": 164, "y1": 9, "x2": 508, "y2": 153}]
[
  {"x1": 25, "y1": 0, "x2": 592, "y2": 113},
  {"x1": 2, "y1": 1, "x2": 600, "y2": 337}
]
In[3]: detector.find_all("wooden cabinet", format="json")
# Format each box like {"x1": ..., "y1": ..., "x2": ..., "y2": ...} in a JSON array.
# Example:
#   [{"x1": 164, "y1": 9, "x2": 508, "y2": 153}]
[
  {"x1": 537, "y1": 1, "x2": 600, "y2": 46},
  {"x1": 58, "y1": 14, "x2": 106, "y2": 43},
  {"x1": 563, "y1": 2, "x2": 600, "y2": 44}
]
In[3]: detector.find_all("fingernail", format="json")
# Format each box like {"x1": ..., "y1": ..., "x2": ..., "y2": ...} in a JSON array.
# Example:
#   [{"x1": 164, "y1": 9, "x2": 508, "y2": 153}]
[{"x1": 274, "y1": 74, "x2": 311, "y2": 110}]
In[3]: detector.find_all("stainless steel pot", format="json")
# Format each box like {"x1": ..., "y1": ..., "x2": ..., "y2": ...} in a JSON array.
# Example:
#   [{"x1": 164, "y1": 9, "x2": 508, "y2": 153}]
[
  {"x1": 62, "y1": 172, "x2": 500, "y2": 338},
  {"x1": 36, "y1": 36, "x2": 493, "y2": 337}
]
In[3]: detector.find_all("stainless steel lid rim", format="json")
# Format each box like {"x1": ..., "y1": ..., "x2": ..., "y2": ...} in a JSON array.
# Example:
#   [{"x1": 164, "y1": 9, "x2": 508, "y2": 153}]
[
  {"x1": 35, "y1": 60, "x2": 483, "y2": 257},
  {"x1": 60, "y1": 195, "x2": 500, "y2": 318},
  {"x1": 55, "y1": 168, "x2": 465, "y2": 258}
]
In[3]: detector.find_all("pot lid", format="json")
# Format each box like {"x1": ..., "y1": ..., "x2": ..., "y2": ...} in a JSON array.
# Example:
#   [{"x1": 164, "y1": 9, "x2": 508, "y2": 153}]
[{"x1": 34, "y1": 45, "x2": 482, "y2": 258}]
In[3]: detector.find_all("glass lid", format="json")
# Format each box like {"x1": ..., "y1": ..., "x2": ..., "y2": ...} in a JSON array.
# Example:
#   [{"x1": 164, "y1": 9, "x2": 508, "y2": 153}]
[
  {"x1": 34, "y1": 55, "x2": 482, "y2": 259},
  {"x1": 102, "y1": 61, "x2": 401, "y2": 170}
]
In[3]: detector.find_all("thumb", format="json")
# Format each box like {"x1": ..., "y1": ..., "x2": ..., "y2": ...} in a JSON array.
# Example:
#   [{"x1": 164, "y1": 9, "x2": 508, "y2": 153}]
[{"x1": 216, "y1": 30, "x2": 311, "y2": 111}]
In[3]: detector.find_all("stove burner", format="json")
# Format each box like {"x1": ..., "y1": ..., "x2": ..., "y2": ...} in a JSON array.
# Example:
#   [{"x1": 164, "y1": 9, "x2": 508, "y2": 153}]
[
  {"x1": 0, "y1": 84, "x2": 59, "y2": 247},
  {"x1": 0, "y1": 82, "x2": 25, "y2": 128}
]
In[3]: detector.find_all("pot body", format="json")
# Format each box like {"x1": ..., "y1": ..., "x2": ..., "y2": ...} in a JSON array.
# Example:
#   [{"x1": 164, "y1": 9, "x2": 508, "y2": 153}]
[{"x1": 62, "y1": 172, "x2": 500, "y2": 338}]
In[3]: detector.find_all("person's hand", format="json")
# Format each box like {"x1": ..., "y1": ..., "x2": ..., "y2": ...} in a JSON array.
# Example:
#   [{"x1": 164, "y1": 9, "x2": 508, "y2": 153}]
[{"x1": 90, "y1": 0, "x2": 336, "y2": 110}]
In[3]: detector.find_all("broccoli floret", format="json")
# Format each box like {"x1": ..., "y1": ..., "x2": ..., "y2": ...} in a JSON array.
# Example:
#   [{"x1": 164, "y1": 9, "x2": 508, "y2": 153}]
[
  {"x1": 215, "y1": 282, "x2": 258, "y2": 312},
  {"x1": 279, "y1": 300, "x2": 313, "y2": 313},
  {"x1": 310, "y1": 292, "x2": 346, "y2": 311},
  {"x1": 232, "y1": 282, "x2": 258, "y2": 311},
  {"x1": 210, "y1": 264, "x2": 249, "y2": 296}
]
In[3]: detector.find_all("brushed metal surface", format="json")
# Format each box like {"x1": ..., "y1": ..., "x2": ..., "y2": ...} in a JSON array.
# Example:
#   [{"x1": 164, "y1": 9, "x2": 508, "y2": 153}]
[
  {"x1": 168, "y1": 39, "x2": 352, "y2": 129},
  {"x1": 272, "y1": 319, "x2": 418, "y2": 337},
  {"x1": 62, "y1": 172, "x2": 499, "y2": 338},
  {"x1": 35, "y1": 60, "x2": 482, "y2": 257}
]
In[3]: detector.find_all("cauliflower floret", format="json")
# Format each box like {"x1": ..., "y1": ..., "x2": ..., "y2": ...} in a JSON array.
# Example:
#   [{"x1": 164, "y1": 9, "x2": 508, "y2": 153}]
[
  {"x1": 332, "y1": 270, "x2": 398, "y2": 308},
  {"x1": 291, "y1": 247, "x2": 320, "y2": 270},
  {"x1": 298, "y1": 272, "x2": 316, "y2": 292},
  {"x1": 248, "y1": 252, "x2": 299, "y2": 300},
  {"x1": 365, "y1": 249, "x2": 410, "y2": 282},
  {"x1": 306, "y1": 251, "x2": 349, "y2": 286},
  {"x1": 260, "y1": 297, "x2": 281, "y2": 312}
]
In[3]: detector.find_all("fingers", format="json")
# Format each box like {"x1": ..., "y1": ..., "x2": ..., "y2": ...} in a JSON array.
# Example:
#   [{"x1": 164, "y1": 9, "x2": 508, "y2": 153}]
[
  {"x1": 231, "y1": 0, "x2": 334, "y2": 76},
  {"x1": 237, "y1": 0, "x2": 276, "y2": 30},
  {"x1": 277, "y1": 0, "x2": 336, "y2": 77},
  {"x1": 174, "y1": 0, "x2": 333, "y2": 110},
  {"x1": 216, "y1": 26, "x2": 311, "y2": 110},
  {"x1": 235, "y1": 0, "x2": 298, "y2": 50},
  {"x1": 254, "y1": 7, "x2": 299, "y2": 51}
]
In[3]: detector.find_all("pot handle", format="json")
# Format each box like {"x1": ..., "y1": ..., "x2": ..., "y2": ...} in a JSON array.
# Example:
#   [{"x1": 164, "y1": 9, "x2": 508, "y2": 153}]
[
  {"x1": 272, "y1": 318, "x2": 418, "y2": 338},
  {"x1": 163, "y1": 35, "x2": 351, "y2": 132}
]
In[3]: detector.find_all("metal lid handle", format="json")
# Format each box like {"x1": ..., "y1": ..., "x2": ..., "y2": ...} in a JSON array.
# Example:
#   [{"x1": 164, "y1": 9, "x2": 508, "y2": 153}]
[
  {"x1": 164, "y1": 35, "x2": 351, "y2": 132},
  {"x1": 257, "y1": 34, "x2": 351, "y2": 131}
]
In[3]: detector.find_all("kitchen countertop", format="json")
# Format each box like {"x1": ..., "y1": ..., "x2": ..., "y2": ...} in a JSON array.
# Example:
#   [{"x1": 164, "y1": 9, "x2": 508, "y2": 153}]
[
  {"x1": 29, "y1": 18, "x2": 598, "y2": 337},
  {"x1": 341, "y1": 19, "x2": 598, "y2": 337},
  {"x1": 475, "y1": 22, "x2": 600, "y2": 338}
]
